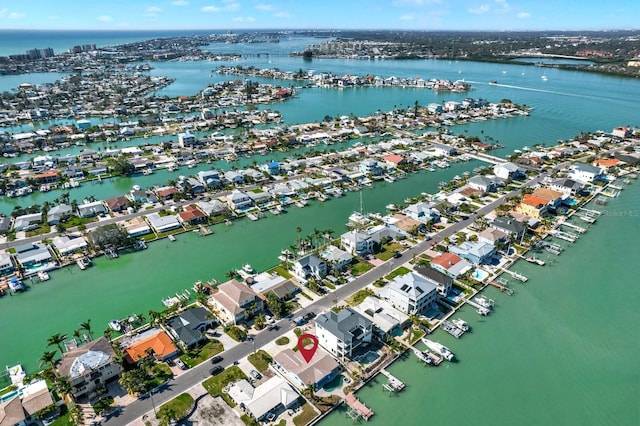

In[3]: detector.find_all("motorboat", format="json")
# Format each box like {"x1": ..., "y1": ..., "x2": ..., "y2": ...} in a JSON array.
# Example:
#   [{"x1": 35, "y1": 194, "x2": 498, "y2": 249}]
[
  {"x1": 8, "y1": 278, "x2": 25, "y2": 292},
  {"x1": 37, "y1": 271, "x2": 50, "y2": 282},
  {"x1": 108, "y1": 320, "x2": 122, "y2": 332},
  {"x1": 421, "y1": 338, "x2": 454, "y2": 361},
  {"x1": 474, "y1": 296, "x2": 494, "y2": 309},
  {"x1": 452, "y1": 318, "x2": 469, "y2": 332}
]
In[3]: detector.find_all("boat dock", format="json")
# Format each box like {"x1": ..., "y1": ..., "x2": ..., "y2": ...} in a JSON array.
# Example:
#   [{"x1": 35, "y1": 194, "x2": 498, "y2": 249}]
[
  {"x1": 198, "y1": 225, "x2": 212, "y2": 236},
  {"x1": 488, "y1": 279, "x2": 514, "y2": 295},
  {"x1": 608, "y1": 184, "x2": 622, "y2": 190},
  {"x1": 549, "y1": 229, "x2": 577, "y2": 243},
  {"x1": 537, "y1": 241, "x2": 563, "y2": 255},
  {"x1": 380, "y1": 369, "x2": 405, "y2": 393},
  {"x1": 167, "y1": 234, "x2": 176, "y2": 242},
  {"x1": 498, "y1": 267, "x2": 528, "y2": 282},
  {"x1": 578, "y1": 207, "x2": 602, "y2": 218},
  {"x1": 561, "y1": 221, "x2": 587, "y2": 233},
  {"x1": 442, "y1": 320, "x2": 465, "y2": 338},
  {"x1": 345, "y1": 393, "x2": 374, "y2": 421},
  {"x1": 465, "y1": 297, "x2": 493, "y2": 314}
]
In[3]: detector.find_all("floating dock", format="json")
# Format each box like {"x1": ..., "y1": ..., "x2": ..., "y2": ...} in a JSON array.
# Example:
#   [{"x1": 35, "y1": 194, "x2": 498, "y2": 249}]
[
  {"x1": 488, "y1": 280, "x2": 514, "y2": 295},
  {"x1": 168, "y1": 234, "x2": 176, "y2": 242},
  {"x1": 537, "y1": 241, "x2": 563, "y2": 255},
  {"x1": 578, "y1": 208, "x2": 602, "y2": 217},
  {"x1": 345, "y1": 393, "x2": 374, "y2": 421}
]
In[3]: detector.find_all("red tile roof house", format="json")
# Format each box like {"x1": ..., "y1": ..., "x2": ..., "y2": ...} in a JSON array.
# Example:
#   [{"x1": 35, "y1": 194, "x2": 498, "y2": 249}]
[
  {"x1": 177, "y1": 205, "x2": 208, "y2": 225},
  {"x1": 105, "y1": 195, "x2": 129, "y2": 213},
  {"x1": 383, "y1": 154, "x2": 406, "y2": 167},
  {"x1": 155, "y1": 186, "x2": 179, "y2": 201},
  {"x1": 430, "y1": 252, "x2": 472, "y2": 277}
]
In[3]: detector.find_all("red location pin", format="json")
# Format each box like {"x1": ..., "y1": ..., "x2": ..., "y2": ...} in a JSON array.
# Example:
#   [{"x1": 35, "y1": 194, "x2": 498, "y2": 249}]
[{"x1": 297, "y1": 333, "x2": 319, "y2": 363}]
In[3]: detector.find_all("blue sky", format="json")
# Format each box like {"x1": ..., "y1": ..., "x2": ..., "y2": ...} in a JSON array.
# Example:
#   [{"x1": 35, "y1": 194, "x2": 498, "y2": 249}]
[{"x1": 1, "y1": 0, "x2": 638, "y2": 31}]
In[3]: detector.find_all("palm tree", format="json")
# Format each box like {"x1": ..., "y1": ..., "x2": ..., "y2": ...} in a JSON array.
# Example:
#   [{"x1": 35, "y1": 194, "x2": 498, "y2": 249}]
[
  {"x1": 72, "y1": 329, "x2": 82, "y2": 342},
  {"x1": 47, "y1": 333, "x2": 67, "y2": 355},
  {"x1": 39, "y1": 350, "x2": 57, "y2": 369},
  {"x1": 295, "y1": 226, "x2": 302, "y2": 249},
  {"x1": 80, "y1": 319, "x2": 93, "y2": 340}
]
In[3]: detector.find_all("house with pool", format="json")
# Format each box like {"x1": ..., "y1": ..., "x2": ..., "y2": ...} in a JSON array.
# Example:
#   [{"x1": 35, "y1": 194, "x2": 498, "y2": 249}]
[
  {"x1": 273, "y1": 347, "x2": 341, "y2": 391},
  {"x1": 315, "y1": 308, "x2": 373, "y2": 360}
]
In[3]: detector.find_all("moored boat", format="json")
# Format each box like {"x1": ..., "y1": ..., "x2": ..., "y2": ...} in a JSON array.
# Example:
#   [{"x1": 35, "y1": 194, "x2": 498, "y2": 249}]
[
  {"x1": 452, "y1": 318, "x2": 469, "y2": 332},
  {"x1": 37, "y1": 271, "x2": 50, "y2": 282},
  {"x1": 526, "y1": 256, "x2": 546, "y2": 266},
  {"x1": 8, "y1": 278, "x2": 25, "y2": 292},
  {"x1": 422, "y1": 338, "x2": 454, "y2": 361},
  {"x1": 108, "y1": 320, "x2": 121, "y2": 332},
  {"x1": 442, "y1": 320, "x2": 464, "y2": 338}
]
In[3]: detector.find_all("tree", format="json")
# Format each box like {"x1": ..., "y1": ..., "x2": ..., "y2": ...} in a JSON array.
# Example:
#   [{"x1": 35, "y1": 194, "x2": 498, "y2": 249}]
[
  {"x1": 119, "y1": 368, "x2": 149, "y2": 396},
  {"x1": 90, "y1": 223, "x2": 132, "y2": 251},
  {"x1": 39, "y1": 350, "x2": 57, "y2": 369},
  {"x1": 80, "y1": 319, "x2": 93, "y2": 340},
  {"x1": 47, "y1": 333, "x2": 67, "y2": 355},
  {"x1": 108, "y1": 157, "x2": 136, "y2": 177},
  {"x1": 265, "y1": 292, "x2": 285, "y2": 318},
  {"x1": 55, "y1": 223, "x2": 66, "y2": 234}
]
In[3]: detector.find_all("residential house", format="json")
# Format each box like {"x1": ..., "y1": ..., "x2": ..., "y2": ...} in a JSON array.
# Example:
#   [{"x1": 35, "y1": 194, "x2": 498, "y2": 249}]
[
  {"x1": 166, "y1": 306, "x2": 217, "y2": 349},
  {"x1": 14, "y1": 243, "x2": 53, "y2": 270},
  {"x1": 47, "y1": 204, "x2": 73, "y2": 225},
  {"x1": 197, "y1": 170, "x2": 222, "y2": 189},
  {"x1": 209, "y1": 279, "x2": 263, "y2": 324},
  {"x1": 468, "y1": 175, "x2": 499, "y2": 193},
  {"x1": 478, "y1": 228, "x2": 509, "y2": 246},
  {"x1": 352, "y1": 296, "x2": 410, "y2": 338},
  {"x1": 13, "y1": 213, "x2": 42, "y2": 232},
  {"x1": 128, "y1": 189, "x2": 158, "y2": 204},
  {"x1": 0, "y1": 216, "x2": 11, "y2": 234},
  {"x1": 146, "y1": 212, "x2": 182, "y2": 233},
  {"x1": 123, "y1": 329, "x2": 180, "y2": 364},
  {"x1": 197, "y1": 199, "x2": 228, "y2": 217},
  {"x1": 611, "y1": 126, "x2": 632, "y2": 139},
  {"x1": 77, "y1": 201, "x2": 108, "y2": 218},
  {"x1": 490, "y1": 216, "x2": 526, "y2": 240},
  {"x1": 315, "y1": 308, "x2": 373, "y2": 359},
  {"x1": 224, "y1": 170, "x2": 245, "y2": 185},
  {"x1": 449, "y1": 241, "x2": 496, "y2": 265},
  {"x1": 155, "y1": 186, "x2": 179, "y2": 201},
  {"x1": 384, "y1": 271, "x2": 439, "y2": 315},
  {"x1": 123, "y1": 217, "x2": 152, "y2": 237},
  {"x1": 0, "y1": 252, "x2": 15, "y2": 276},
  {"x1": 430, "y1": 142, "x2": 457, "y2": 157},
  {"x1": 549, "y1": 178, "x2": 585, "y2": 197},
  {"x1": 319, "y1": 245, "x2": 353, "y2": 271},
  {"x1": 273, "y1": 347, "x2": 341, "y2": 390},
  {"x1": 593, "y1": 158, "x2": 622, "y2": 172},
  {"x1": 359, "y1": 159, "x2": 382, "y2": 176},
  {"x1": 56, "y1": 337, "x2": 121, "y2": 399},
  {"x1": 249, "y1": 272, "x2": 299, "y2": 301},
  {"x1": 403, "y1": 202, "x2": 440, "y2": 225},
  {"x1": 430, "y1": 252, "x2": 472, "y2": 278},
  {"x1": 177, "y1": 205, "x2": 208, "y2": 226},
  {"x1": 532, "y1": 188, "x2": 564, "y2": 209},
  {"x1": 51, "y1": 235, "x2": 88, "y2": 257},
  {"x1": 384, "y1": 213, "x2": 424, "y2": 237},
  {"x1": 105, "y1": 196, "x2": 129, "y2": 214},
  {"x1": 341, "y1": 230, "x2": 374, "y2": 256},
  {"x1": 0, "y1": 380, "x2": 55, "y2": 426},
  {"x1": 568, "y1": 163, "x2": 605, "y2": 183},
  {"x1": 178, "y1": 132, "x2": 195, "y2": 148},
  {"x1": 413, "y1": 265, "x2": 454, "y2": 296},
  {"x1": 292, "y1": 253, "x2": 327, "y2": 281},
  {"x1": 493, "y1": 162, "x2": 526, "y2": 180},
  {"x1": 515, "y1": 194, "x2": 549, "y2": 219},
  {"x1": 226, "y1": 377, "x2": 298, "y2": 422},
  {"x1": 227, "y1": 189, "x2": 253, "y2": 211},
  {"x1": 248, "y1": 190, "x2": 272, "y2": 207},
  {"x1": 383, "y1": 154, "x2": 406, "y2": 168}
]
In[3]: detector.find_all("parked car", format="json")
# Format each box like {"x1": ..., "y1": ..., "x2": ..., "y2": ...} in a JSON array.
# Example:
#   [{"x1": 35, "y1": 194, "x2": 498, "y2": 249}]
[
  {"x1": 210, "y1": 355, "x2": 223, "y2": 364},
  {"x1": 175, "y1": 359, "x2": 187, "y2": 370},
  {"x1": 303, "y1": 311, "x2": 316, "y2": 321},
  {"x1": 210, "y1": 366, "x2": 224, "y2": 376},
  {"x1": 250, "y1": 369, "x2": 262, "y2": 380}
]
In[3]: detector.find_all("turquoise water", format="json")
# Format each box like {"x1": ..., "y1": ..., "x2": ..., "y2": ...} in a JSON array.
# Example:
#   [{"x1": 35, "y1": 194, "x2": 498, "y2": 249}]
[{"x1": 320, "y1": 185, "x2": 640, "y2": 426}]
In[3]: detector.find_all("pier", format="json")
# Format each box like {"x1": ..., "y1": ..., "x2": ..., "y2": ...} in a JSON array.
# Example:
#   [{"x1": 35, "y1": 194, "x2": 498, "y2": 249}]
[
  {"x1": 197, "y1": 225, "x2": 212, "y2": 236},
  {"x1": 537, "y1": 241, "x2": 563, "y2": 255},
  {"x1": 380, "y1": 369, "x2": 405, "y2": 393},
  {"x1": 345, "y1": 393, "x2": 374, "y2": 421},
  {"x1": 498, "y1": 268, "x2": 528, "y2": 282},
  {"x1": 578, "y1": 208, "x2": 602, "y2": 218},
  {"x1": 488, "y1": 279, "x2": 514, "y2": 295},
  {"x1": 549, "y1": 229, "x2": 577, "y2": 243},
  {"x1": 560, "y1": 221, "x2": 587, "y2": 233}
]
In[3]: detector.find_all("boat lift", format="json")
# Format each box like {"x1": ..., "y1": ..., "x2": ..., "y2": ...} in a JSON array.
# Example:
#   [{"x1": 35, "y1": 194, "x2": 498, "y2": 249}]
[
  {"x1": 561, "y1": 221, "x2": 587, "y2": 233},
  {"x1": 578, "y1": 208, "x2": 602, "y2": 217},
  {"x1": 498, "y1": 268, "x2": 528, "y2": 282},
  {"x1": 549, "y1": 229, "x2": 577, "y2": 243}
]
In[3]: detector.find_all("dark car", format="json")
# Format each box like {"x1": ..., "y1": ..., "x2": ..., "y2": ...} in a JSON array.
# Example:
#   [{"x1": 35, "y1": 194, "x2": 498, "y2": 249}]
[
  {"x1": 211, "y1": 355, "x2": 223, "y2": 364},
  {"x1": 393, "y1": 251, "x2": 402, "y2": 258},
  {"x1": 210, "y1": 366, "x2": 224, "y2": 376},
  {"x1": 303, "y1": 312, "x2": 316, "y2": 321}
]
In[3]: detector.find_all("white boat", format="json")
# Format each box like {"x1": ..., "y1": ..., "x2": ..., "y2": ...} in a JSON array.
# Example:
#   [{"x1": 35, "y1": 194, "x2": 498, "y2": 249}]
[
  {"x1": 413, "y1": 349, "x2": 436, "y2": 365},
  {"x1": 242, "y1": 264, "x2": 255, "y2": 274},
  {"x1": 452, "y1": 318, "x2": 469, "y2": 332},
  {"x1": 108, "y1": 320, "x2": 121, "y2": 332},
  {"x1": 422, "y1": 338, "x2": 454, "y2": 361},
  {"x1": 37, "y1": 271, "x2": 50, "y2": 282},
  {"x1": 477, "y1": 307, "x2": 490, "y2": 316},
  {"x1": 132, "y1": 184, "x2": 141, "y2": 191},
  {"x1": 247, "y1": 212, "x2": 259, "y2": 221},
  {"x1": 295, "y1": 199, "x2": 307, "y2": 208},
  {"x1": 8, "y1": 278, "x2": 25, "y2": 292},
  {"x1": 474, "y1": 296, "x2": 494, "y2": 309},
  {"x1": 142, "y1": 168, "x2": 153, "y2": 175},
  {"x1": 383, "y1": 175, "x2": 395, "y2": 183},
  {"x1": 526, "y1": 256, "x2": 546, "y2": 266}
]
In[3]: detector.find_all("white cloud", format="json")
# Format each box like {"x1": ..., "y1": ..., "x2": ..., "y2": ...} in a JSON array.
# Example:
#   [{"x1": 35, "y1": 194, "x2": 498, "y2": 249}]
[
  {"x1": 232, "y1": 16, "x2": 256, "y2": 22},
  {"x1": 392, "y1": 0, "x2": 442, "y2": 5},
  {"x1": 0, "y1": 8, "x2": 25, "y2": 19},
  {"x1": 201, "y1": 2, "x2": 239, "y2": 12},
  {"x1": 399, "y1": 13, "x2": 417, "y2": 21},
  {"x1": 469, "y1": 4, "x2": 490, "y2": 14},
  {"x1": 172, "y1": 0, "x2": 189, "y2": 5},
  {"x1": 273, "y1": 11, "x2": 293, "y2": 18},
  {"x1": 97, "y1": 15, "x2": 112, "y2": 22},
  {"x1": 146, "y1": 6, "x2": 163, "y2": 13},
  {"x1": 255, "y1": 4, "x2": 273, "y2": 11},
  {"x1": 517, "y1": 12, "x2": 531, "y2": 19}
]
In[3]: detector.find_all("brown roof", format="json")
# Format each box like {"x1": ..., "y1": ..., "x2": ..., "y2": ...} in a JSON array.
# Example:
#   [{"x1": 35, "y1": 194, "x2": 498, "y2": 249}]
[
  {"x1": 210, "y1": 291, "x2": 243, "y2": 318},
  {"x1": 521, "y1": 194, "x2": 548, "y2": 208},
  {"x1": 274, "y1": 348, "x2": 340, "y2": 387},
  {"x1": 478, "y1": 228, "x2": 508, "y2": 242},
  {"x1": 0, "y1": 397, "x2": 25, "y2": 426},
  {"x1": 21, "y1": 388, "x2": 54, "y2": 417},
  {"x1": 391, "y1": 213, "x2": 421, "y2": 232},
  {"x1": 531, "y1": 188, "x2": 563, "y2": 202},
  {"x1": 218, "y1": 279, "x2": 259, "y2": 305},
  {"x1": 105, "y1": 196, "x2": 129, "y2": 211},
  {"x1": 57, "y1": 337, "x2": 116, "y2": 379}
]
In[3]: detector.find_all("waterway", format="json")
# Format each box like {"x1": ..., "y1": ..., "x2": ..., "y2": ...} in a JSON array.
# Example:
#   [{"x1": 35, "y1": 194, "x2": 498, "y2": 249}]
[{"x1": 321, "y1": 185, "x2": 640, "y2": 426}]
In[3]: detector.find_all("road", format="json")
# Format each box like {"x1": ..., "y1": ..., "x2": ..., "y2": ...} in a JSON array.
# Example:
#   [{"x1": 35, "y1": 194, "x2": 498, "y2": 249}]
[{"x1": 104, "y1": 170, "x2": 551, "y2": 425}]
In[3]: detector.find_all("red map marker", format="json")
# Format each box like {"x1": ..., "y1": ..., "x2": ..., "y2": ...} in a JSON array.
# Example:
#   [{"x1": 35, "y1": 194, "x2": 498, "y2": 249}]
[{"x1": 297, "y1": 333, "x2": 319, "y2": 363}]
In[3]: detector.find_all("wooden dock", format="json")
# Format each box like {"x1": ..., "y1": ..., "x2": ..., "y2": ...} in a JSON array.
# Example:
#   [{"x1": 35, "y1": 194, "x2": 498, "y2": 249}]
[
  {"x1": 488, "y1": 280, "x2": 514, "y2": 295},
  {"x1": 345, "y1": 393, "x2": 374, "y2": 421},
  {"x1": 380, "y1": 369, "x2": 405, "y2": 392},
  {"x1": 198, "y1": 225, "x2": 212, "y2": 236}
]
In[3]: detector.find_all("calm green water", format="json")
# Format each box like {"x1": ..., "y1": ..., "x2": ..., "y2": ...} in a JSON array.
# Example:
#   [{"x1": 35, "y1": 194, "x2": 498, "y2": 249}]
[
  {"x1": 321, "y1": 184, "x2": 640, "y2": 426},
  {"x1": 0, "y1": 163, "x2": 475, "y2": 374}
]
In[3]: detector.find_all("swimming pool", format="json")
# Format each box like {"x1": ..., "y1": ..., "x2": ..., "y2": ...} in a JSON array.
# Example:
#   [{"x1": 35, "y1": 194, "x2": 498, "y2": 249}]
[{"x1": 472, "y1": 268, "x2": 489, "y2": 281}]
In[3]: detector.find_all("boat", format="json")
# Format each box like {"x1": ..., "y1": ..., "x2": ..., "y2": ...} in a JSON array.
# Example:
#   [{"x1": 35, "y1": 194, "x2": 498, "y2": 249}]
[
  {"x1": 242, "y1": 264, "x2": 255, "y2": 274},
  {"x1": 225, "y1": 219, "x2": 233, "y2": 226},
  {"x1": 474, "y1": 296, "x2": 495, "y2": 309},
  {"x1": 421, "y1": 338, "x2": 454, "y2": 361},
  {"x1": 295, "y1": 199, "x2": 308, "y2": 208},
  {"x1": 167, "y1": 163, "x2": 178, "y2": 172},
  {"x1": 541, "y1": 75, "x2": 548, "y2": 81},
  {"x1": 383, "y1": 175, "x2": 395, "y2": 183},
  {"x1": 526, "y1": 256, "x2": 546, "y2": 266},
  {"x1": 247, "y1": 212, "x2": 259, "y2": 221},
  {"x1": 477, "y1": 307, "x2": 490, "y2": 316},
  {"x1": 442, "y1": 320, "x2": 464, "y2": 338},
  {"x1": 489, "y1": 80, "x2": 498, "y2": 85},
  {"x1": 8, "y1": 278, "x2": 25, "y2": 292},
  {"x1": 76, "y1": 257, "x2": 92, "y2": 270},
  {"x1": 168, "y1": 234, "x2": 176, "y2": 242},
  {"x1": 37, "y1": 270, "x2": 50, "y2": 282},
  {"x1": 132, "y1": 184, "x2": 141, "y2": 191},
  {"x1": 142, "y1": 168, "x2": 153, "y2": 175},
  {"x1": 108, "y1": 320, "x2": 122, "y2": 332},
  {"x1": 452, "y1": 318, "x2": 469, "y2": 332},
  {"x1": 413, "y1": 349, "x2": 436, "y2": 365}
]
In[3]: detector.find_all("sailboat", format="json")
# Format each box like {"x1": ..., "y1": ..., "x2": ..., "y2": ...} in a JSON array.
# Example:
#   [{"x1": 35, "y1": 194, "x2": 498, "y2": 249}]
[{"x1": 348, "y1": 192, "x2": 371, "y2": 228}]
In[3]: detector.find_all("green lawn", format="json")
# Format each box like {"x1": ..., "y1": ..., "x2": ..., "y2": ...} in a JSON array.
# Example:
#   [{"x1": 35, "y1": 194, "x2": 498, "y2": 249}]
[
  {"x1": 180, "y1": 340, "x2": 224, "y2": 367},
  {"x1": 269, "y1": 264, "x2": 293, "y2": 279},
  {"x1": 248, "y1": 350, "x2": 273, "y2": 372},
  {"x1": 384, "y1": 266, "x2": 411, "y2": 281},
  {"x1": 275, "y1": 336, "x2": 290, "y2": 346},
  {"x1": 350, "y1": 260, "x2": 373, "y2": 276},
  {"x1": 347, "y1": 288, "x2": 375, "y2": 306},
  {"x1": 203, "y1": 366, "x2": 248, "y2": 408},
  {"x1": 157, "y1": 393, "x2": 194, "y2": 423},
  {"x1": 375, "y1": 242, "x2": 404, "y2": 261},
  {"x1": 293, "y1": 403, "x2": 318, "y2": 426}
]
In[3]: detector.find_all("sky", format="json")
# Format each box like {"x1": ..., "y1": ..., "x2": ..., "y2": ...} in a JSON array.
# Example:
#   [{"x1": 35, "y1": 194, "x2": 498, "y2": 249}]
[{"x1": 0, "y1": 0, "x2": 638, "y2": 32}]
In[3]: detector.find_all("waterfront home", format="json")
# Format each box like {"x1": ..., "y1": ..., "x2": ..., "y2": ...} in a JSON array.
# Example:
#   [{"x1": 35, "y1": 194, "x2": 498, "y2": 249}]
[
  {"x1": 383, "y1": 271, "x2": 439, "y2": 316},
  {"x1": 123, "y1": 329, "x2": 180, "y2": 364},
  {"x1": 515, "y1": 194, "x2": 549, "y2": 219},
  {"x1": 46, "y1": 203, "x2": 73, "y2": 225},
  {"x1": 33, "y1": 170, "x2": 60, "y2": 185},
  {"x1": 449, "y1": 241, "x2": 496, "y2": 265},
  {"x1": 0, "y1": 216, "x2": 11, "y2": 234},
  {"x1": 478, "y1": 228, "x2": 509, "y2": 247},
  {"x1": 56, "y1": 337, "x2": 121, "y2": 400},
  {"x1": 227, "y1": 376, "x2": 299, "y2": 423},
  {"x1": 177, "y1": 205, "x2": 208, "y2": 226},
  {"x1": 14, "y1": 243, "x2": 53, "y2": 271},
  {"x1": 359, "y1": 159, "x2": 382, "y2": 176},
  {"x1": 568, "y1": 163, "x2": 605, "y2": 183},
  {"x1": 467, "y1": 175, "x2": 500, "y2": 193},
  {"x1": 242, "y1": 168, "x2": 269, "y2": 183},
  {"x1": 155, "y1": 186, "x2": 179, "y2": 201},
  {"x1": 493, "y1": 162, "x2": 526, "y2": 180},
  {"x1": 548, "y1": 178, "x2": 586, "y2": 197},
  {"x1": 269, "y1": 183, "x2": 296, "y2": 199},
  {"x1": 532, "y1": 188, "x2": 565, "y2": 209},
  {"x1": 292, "y1": 253, "x2": 327, "y2": 282},
  {"x1": 12, "y1": 213, "x2": 42, "y2": 232},
  {"x1": 430, "y1": 142, "x2": 457, "y2": 157},
  {"x1": 273, "y1": 347, "x2": 341, "y2": 390},
  {"x1": 76, "y1": 200, "x2": 108, "y2": 218},
  {"x1": 315, "y1": 308, "x2": 373, "y2": 359},
  {"x1": 430, "y1": 252, "x2": 473, "y2": 278},
  {"x1": 62, "y1": 165, "x2": 85, "y2": 179},
  {"x1": 166, "y1": 306, "x2": 217, "y2": 349},
  {"x1": 146, "y1": 212, "x2": 182, "y2": 233},
  {"x1": 403, "y1": 201, "x2": 441, "y2": 225},
  {"x1": 611, "y1": 126, "x2": 633, "y2": 139},
  {"x1": 123, "y1": 217, "x2": 152, "y2": 237},
  {"x1": 178, "y1": 132, "x2": 196, "y2": 148},
  {"x1": 105, "y1": 196, "x2": 129, "y2": 214},
  {"x1": 383, "y1": 154, "x2": 406, "y2": 168},
  {"x1": 248, "y1": 190, "x2": 272, "y2": 206},
  {"x1": 51, "y1": 235, "x2": 88, "y2": 257},
  {"x1": 209, "y1": 279, "x2": 263, "y2": 325},
  {"x1": 490, "y1": 216, "x2": 527, "y2": 240},
  {"x1": 196, "y1": 199, "x2": 228, "y2": 217},
  {"x1": 319, "y1": 245, "x2": 353, "y2": 271},
  {"x1": 384, "y1": 213, "x2": 424, "y2": 237},
  {"x1": 414, "y1": 265, "x2": 454, "y2": 297},
  {"x1": 353, "y1": 295, "x2": 410, "y2": 338},
  {"x1": 227, "y1": 189, "x2": 253, "y2": 211},
  {"x1": 0, "y1": 252, "x2": 15, "y2": 276},
  {"x1": 249, "y1": 272, "x2": 300, "y2": 301},
  {"x1": 197, "y1": 170, "x2": 223, "y2": 189},
  {"x1": 128, "y1": 189, "x2": 158, "y2": 204},
  {"x1": 593, "y1": 158, "x2": 622, "y2": 172},
  {"x1": 224, "y1": 170, "x2": 245, "y2": 185},
  {"x1": 0, "y1": 380, "x2": 55, "y2": 426}
]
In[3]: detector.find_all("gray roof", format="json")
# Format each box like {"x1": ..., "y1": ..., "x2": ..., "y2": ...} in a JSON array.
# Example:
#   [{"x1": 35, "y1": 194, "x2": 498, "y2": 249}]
[
  {"x1": 315, "y1": 308, "x2": 372, "y2": 343},
  {"x1": 166, "y1": 307, "x2": 214, "y2": 346},
  {"x1": 413, "y1": 265, "x2": 453, "y2": 286},
  {"x1": 491, "y1": 216, "x2": 526, "y2": 235}
]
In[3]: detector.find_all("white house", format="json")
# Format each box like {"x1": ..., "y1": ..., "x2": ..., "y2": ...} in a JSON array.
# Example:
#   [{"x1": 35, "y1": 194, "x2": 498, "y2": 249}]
[
  {"x1": 226, "y1": 377, "x2": 298, "y2": 422},
  {"x1": 227, "y1": 189, "x2": 253, "y2": 210},
  {"x1": 341, "y1": 230, "x2": 374, "y2": 256},
  {"x1": 319, "y1": 245, "x2": 353, "y2": 271},
  {"x1": 385, "y1": 271, "x2": 438, "y2": 315},
  {"x1": 145, "y1": 212, "x2": 182, "y2": 233},
  {"x1": 568, "y1": 163, "x2": 605, "y2": 183},
  {"x1": 292, "y1": 253, "x2": 327, "y2": 281},
  {"x1": 493, "y1": 162, "x2": 526, "y2": 180},
  {"x1": 315, "y1": 308, "x2": 373, "y2": 359}
]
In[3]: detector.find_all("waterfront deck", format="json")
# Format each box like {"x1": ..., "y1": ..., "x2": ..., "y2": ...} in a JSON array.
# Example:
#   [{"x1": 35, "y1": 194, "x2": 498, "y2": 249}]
[
  {"x1": 380, "y1": 369, "x2": 405, "y2": 392},
  {"x1": 345, "y1": 393, "x2": 374, "y2": 421}
]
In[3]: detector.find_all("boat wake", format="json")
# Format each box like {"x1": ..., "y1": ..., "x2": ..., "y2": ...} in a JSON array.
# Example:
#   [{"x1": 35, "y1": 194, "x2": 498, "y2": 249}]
[{"x1": 467, "y1": 80, "x2": 597, "y2": 101}]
